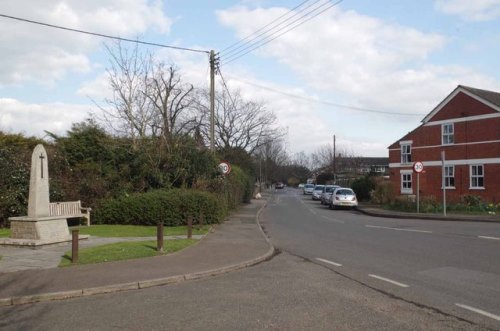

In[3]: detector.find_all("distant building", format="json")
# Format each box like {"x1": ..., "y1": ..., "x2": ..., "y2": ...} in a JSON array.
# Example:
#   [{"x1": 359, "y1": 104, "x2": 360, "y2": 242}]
[{"x1": 388, "y1": 85, "x2": 500, "y2": 203}]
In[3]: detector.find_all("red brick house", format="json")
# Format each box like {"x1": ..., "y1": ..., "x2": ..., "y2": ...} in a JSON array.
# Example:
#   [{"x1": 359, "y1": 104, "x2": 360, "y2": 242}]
[{"x1": 388, "y1": 85, "x2": 500, "y2": 204}]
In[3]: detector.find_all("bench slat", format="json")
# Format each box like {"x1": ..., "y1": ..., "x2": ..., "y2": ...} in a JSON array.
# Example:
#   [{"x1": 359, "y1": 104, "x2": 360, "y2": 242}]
[{"x1": 49, "y1": 201, "x2": 91, "y2": 226}]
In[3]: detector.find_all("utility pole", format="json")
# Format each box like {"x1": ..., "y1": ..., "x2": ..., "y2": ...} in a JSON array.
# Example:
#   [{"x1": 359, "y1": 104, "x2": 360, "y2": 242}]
[
  {"x1": 209, "y1": 50, "x2": 215, "y2": 151},
  {"x1": 333, "y1": 134, "x2": 336, "y2": 184}
]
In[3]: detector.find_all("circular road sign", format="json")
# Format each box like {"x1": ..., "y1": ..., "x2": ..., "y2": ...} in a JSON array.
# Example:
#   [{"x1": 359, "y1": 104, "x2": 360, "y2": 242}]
[
  {"x1": 413, "y1": 161, "x2": 424, "y2": 173},
  {"x1": 218, "y1": 161, "x2": 231, "y2": 175}
]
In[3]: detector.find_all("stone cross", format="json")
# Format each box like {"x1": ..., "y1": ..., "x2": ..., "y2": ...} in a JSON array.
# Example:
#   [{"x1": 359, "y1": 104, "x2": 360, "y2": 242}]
[{"x1": 27, "y1": 144, "x2": 50, "y2": 218}]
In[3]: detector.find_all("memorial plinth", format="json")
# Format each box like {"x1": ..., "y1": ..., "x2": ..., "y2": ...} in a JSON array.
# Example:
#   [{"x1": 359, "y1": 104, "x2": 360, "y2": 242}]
[{"x1": 0, "y1": 144, "x2": 86, "y2": 247}]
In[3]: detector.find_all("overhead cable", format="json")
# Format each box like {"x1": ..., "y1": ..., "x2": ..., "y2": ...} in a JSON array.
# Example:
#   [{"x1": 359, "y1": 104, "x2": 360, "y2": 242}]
[
  {"x1": 0, "y1": 13, "x2": 209, "y2": 54},
  {"x1": 221, "y1": 0, "x2": 343, "y2": 65},
  {"x1": 227, "y1": 75, "x2": 424, "y2": 116},
  {"x1": 221, "y1": 0, "x2": 321, "y2": 56}
]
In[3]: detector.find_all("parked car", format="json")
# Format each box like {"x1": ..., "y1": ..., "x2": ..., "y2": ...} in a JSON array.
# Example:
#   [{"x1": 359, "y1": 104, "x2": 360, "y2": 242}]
[
  {"x1": 275, "y1": 182, "x2": 285, "y2": 189},
  {"x1": 320, "y1": 185, "x2": 340, "y2": 205},
  {"x1": 312, "y1": 185, "x2": 325, "y2": 200},
  {"x1": 329, "y1": 187, "x2": 358, "y2": 209},
  {"x1": 303, "y1": 183, "x2": 315, "y2": 195},
  {"x1": 298, "y1": 183, "x2": 305, "y2": 188}
]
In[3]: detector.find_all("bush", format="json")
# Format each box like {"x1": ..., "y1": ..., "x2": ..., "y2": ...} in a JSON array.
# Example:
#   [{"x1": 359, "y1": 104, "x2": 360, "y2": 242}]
[
  {"x1": 370, "y1": 178, "x2": 394, "y2": 204},
  {"x1": 93, "y1": 189, "x2": 226, "y2": 226},
  {"x1": 351, "y1": 176, "x2": 375, "y2": 202}
]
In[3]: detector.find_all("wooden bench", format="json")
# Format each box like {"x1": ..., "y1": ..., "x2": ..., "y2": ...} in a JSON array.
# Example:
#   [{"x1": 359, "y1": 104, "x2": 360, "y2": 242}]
[{"x1": 49, "y1": 201, "x2": 92, "y2": 226}]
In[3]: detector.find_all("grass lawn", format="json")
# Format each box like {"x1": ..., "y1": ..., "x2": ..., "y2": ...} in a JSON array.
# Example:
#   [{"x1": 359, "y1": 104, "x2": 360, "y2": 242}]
[
  {"x1": 70, "y1": 224, "x2": 211, "y2": 237},
  {"x1": 0, "y1": 228, "x2": 10, "y2": 237},
  {"x1": 0, "y1": 225, "x2": 210, "y2": 238},
  {"x1": 59, "y1": 239, "x2": 197, "y2": 267}
]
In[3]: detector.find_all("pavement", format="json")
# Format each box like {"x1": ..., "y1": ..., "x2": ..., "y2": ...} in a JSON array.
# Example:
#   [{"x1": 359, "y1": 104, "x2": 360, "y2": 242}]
[
  {"x1": 0, "y1": 191, "x2": 498, "y2": 307},
  {"x1": 356, "y1": 203, "x2": 500, "y2": 223}
]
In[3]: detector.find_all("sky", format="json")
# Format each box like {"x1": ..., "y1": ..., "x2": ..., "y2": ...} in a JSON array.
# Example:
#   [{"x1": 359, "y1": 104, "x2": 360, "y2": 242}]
[{"x1": 1, "y1": 0, "x2": 499, "y2": 157}]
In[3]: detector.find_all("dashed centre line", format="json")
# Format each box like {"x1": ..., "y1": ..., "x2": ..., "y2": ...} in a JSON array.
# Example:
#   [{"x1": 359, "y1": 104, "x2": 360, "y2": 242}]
[
  {"x1": 316, "y1": 258, "x2": 342, "y2": 267},
  {"x1": 455, "y1": 303, "x2": 500, "y2": 322},
  {"x1": 478, "y1": 236, "x2": 500, "y2": 241},
  {"x1": 368, "y1": 274, "x2": 409, "y2": 288},
  {"x1": 366, "y1": 225, "x2": 432, "y2": 234}
]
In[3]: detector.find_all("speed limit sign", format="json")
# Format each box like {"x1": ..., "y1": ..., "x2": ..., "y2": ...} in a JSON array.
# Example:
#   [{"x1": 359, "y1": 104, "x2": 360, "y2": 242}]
[
  {"x1": 413, "y1": 161, "x2": 424, "y2": 173},
  {"x1": 218, "y1": 161, "x2": 231, "y2": 175}
]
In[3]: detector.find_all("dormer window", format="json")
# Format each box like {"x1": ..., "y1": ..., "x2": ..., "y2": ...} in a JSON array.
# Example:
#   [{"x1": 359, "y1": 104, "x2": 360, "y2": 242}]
[{"x1": 442, "y1": 123, "x2": 454, "y2": 145}]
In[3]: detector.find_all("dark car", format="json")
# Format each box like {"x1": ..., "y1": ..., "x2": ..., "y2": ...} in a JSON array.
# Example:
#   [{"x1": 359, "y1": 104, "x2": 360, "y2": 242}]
[{"x1": 275, "y1": 182, "x2": 285, "y2": 189}]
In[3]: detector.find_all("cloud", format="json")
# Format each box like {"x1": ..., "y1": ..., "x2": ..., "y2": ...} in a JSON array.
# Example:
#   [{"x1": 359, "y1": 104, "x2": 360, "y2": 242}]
[
  {"x1": 0, "y1": 98, "x2": 91, "y2": 137},
  {"x1": 0, "y1": 0, "x2": 172, "y2": 87},
  {"x1": 215, "y1": 4, "x2": 500, "y2": 156},
  {"x1": 435, "y1": 0, "x2": 500, "y2": 21}
]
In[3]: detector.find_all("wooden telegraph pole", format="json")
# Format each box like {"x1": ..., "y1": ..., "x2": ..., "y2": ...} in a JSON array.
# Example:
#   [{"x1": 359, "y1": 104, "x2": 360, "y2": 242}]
[{"x1": 209, "y1": 50, "x2": 215, "y2": 151}]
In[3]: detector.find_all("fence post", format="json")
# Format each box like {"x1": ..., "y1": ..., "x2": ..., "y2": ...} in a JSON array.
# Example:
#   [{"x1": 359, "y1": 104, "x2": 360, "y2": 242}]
[
  {"x1": 71, "y1": 229, "x2": 79, "y2": 264},
  {"x1": 157, "y1": 223, "x2": 164, "y2": 252}
]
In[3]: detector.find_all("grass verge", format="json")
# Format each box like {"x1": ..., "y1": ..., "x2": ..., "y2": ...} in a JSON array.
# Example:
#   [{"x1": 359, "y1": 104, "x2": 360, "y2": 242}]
[
  {"x1": 71, "y1": 224, "x2": 210, "y2": 237},
  {"x1": 0, "y1": 228, "x2": 10, "y2": 237},
  {"x1": 59, "y1": 239, "x2": 197, "y2": 267}
]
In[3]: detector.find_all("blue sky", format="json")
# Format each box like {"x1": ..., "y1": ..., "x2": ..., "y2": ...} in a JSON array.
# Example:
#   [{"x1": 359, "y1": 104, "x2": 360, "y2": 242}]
[{"x1": 1, "y1": 0, "x2": 499, "y2": 157}]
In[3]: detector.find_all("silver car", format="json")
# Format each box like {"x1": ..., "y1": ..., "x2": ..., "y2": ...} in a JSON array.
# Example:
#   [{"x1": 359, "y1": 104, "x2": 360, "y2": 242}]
[
  {"x1": 303, "y1": 183, "x2": 315, "y2": 195},
  {"x1": 312, "y1": 185, "x2": 325, "y2": 201},
  {"x1": 329, "y1": 187, "x2": 358, "y2": 209},
  {"x1": 320, "y1": 185, "x2": 340, "y2": 205}
]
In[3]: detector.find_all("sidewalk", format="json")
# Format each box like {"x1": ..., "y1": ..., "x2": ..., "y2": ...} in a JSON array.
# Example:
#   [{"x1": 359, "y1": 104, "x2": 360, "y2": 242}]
[
  {"x1": 0, "y1": 195, "x2": 273, "y2": 307},
  {"x1": 356, "y1": 203, "x2": 500, "y2": 223}
]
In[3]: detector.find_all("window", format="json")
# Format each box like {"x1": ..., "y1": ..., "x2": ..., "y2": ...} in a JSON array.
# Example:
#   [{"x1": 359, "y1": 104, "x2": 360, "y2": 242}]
[
  {"x1": 401, "y1": 172, "x2": 412, "y2": 194},
  {"x1": 401, "y1": 144, "x2": 411, "y2": 164},
  {"x1": 444, "y1": 165, "x2": 455, "y2": 188},
  {"x1": 442, "y1": 123, "x2": 454, "y2": 145},
  {"x1": 470, "y1": 165, "x2": 484, "y2": 189}
]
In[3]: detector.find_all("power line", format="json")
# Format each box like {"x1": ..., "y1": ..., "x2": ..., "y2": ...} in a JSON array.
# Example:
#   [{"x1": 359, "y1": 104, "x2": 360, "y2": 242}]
[
  {"x1": 0, "y1": 13, "x2": 209, "y2": 54},
  {"x1": 221, "y1": 0, "x2": 320, "y2": 56},
  {"x1": 216, "y1": 66, "x2": 237, "y2": 113},
  {"x1": 227, "y1": 75, "x2": 425, "y2": 116},
  {"x1": 221, "y1": 0, "x2": 343, "y2": 65}
]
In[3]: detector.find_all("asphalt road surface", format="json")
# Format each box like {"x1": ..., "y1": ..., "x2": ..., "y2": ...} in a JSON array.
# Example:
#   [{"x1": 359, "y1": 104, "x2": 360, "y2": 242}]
[
  {"x1": 262, "y1": 187, "x2": 500, "y2": 329},
  {"x1": 1, "y1": 188, "x2": 498, "y2": 330}
]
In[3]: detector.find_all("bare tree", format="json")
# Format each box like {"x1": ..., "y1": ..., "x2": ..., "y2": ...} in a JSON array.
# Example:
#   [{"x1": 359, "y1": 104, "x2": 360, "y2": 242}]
[
  {"x1": 146, "y1": 63, "x2": 198, "y2": 146},
  {"x1": 97, "y1": 41, "x2": 198, "y2": 148},
  {"x1": 196, "y1": 86, "x2": 284, "y2": 153},
  {"x1": 98, "y1": 42, "x2": 153, "y2": 147}
]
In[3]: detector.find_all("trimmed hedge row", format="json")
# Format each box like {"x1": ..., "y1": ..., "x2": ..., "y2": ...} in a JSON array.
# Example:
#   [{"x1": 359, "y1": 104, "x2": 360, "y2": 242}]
[{"x1": 93, "y1": 189, "x2": 226, "y2": 226}]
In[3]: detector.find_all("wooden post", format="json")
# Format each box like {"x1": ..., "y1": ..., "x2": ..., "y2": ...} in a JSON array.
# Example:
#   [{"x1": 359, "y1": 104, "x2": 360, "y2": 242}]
[
  {"x1": 71, "y1": 229, "x2": 79, "y2": 264},
  {"x1": 157, "y1": 223, "x2": 164, "y2": 252},
  {"x1": 187, "y1": 216, "x2": 193, "y2": 239}
]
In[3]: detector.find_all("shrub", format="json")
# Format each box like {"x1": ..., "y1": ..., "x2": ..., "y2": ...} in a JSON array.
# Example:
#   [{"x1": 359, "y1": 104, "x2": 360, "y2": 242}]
[
  {"x1": 351, "y1": 176, "x2": 375, "y2": 202},
  {"x1": 93, "y1": 189, "x2": 225, "y2": 226},
  {"x1": 370, "y1": 179, "x2": 394, "y2": 204}
]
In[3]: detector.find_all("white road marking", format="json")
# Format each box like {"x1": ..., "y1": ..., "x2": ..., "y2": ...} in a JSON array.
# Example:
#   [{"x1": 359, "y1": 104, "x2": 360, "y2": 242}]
[
  {"x1": 478, "y1": 236, "x2": 500, "y2": 241},
  {"x1": 366, "y1": 225, "x2": 432, "y2": 233},
  {"x1": 368, "y1": 274, "x2": 409, "y2": 288},
  {"x1": 455, "y1": 303, "x2": 500, "y2": 322},
  {"x1": 316, "y1": 258, "x2": 342, "y2": 267}
]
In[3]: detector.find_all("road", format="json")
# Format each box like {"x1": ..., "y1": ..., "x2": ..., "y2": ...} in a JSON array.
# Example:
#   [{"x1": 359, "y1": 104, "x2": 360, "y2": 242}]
[
  {"x1": 262, "y1": 188, "x2": 500, "y2": 329},
  {"x1": 1, "y1": 188, "x2": 499, "y2": 330}
]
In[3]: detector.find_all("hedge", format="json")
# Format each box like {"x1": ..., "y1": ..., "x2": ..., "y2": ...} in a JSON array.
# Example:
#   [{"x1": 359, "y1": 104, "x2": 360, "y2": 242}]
[{"x1": 93, "y1": 189, "x2": 226, "y2": 226}]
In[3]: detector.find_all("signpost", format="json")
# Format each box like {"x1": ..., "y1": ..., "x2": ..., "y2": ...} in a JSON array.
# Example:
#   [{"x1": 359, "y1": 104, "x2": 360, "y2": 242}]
[
  {"x1": 218, "y1": 161, "x2": 231, "y2": 176},
  {"x1": 413, "y1": 161, "x2": 424, "y2": 213}
]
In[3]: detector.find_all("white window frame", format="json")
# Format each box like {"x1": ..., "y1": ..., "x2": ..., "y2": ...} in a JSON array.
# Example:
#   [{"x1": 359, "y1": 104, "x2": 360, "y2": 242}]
[
  {"x1": 470, "y1": 164, "x2": 485, "y2": 189},
  {"x1": 443, "y1": 165, "x2": 455, "y2": 189},
  {"x1": 401, "y1": 171, "x2": 412, "y2": 194},
  {"x1": 442, "y1": 123, "x2": 454, "y2": 145},
  {"x1": 401, "y1": 143, "x2": 412, "y2": 164}
]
